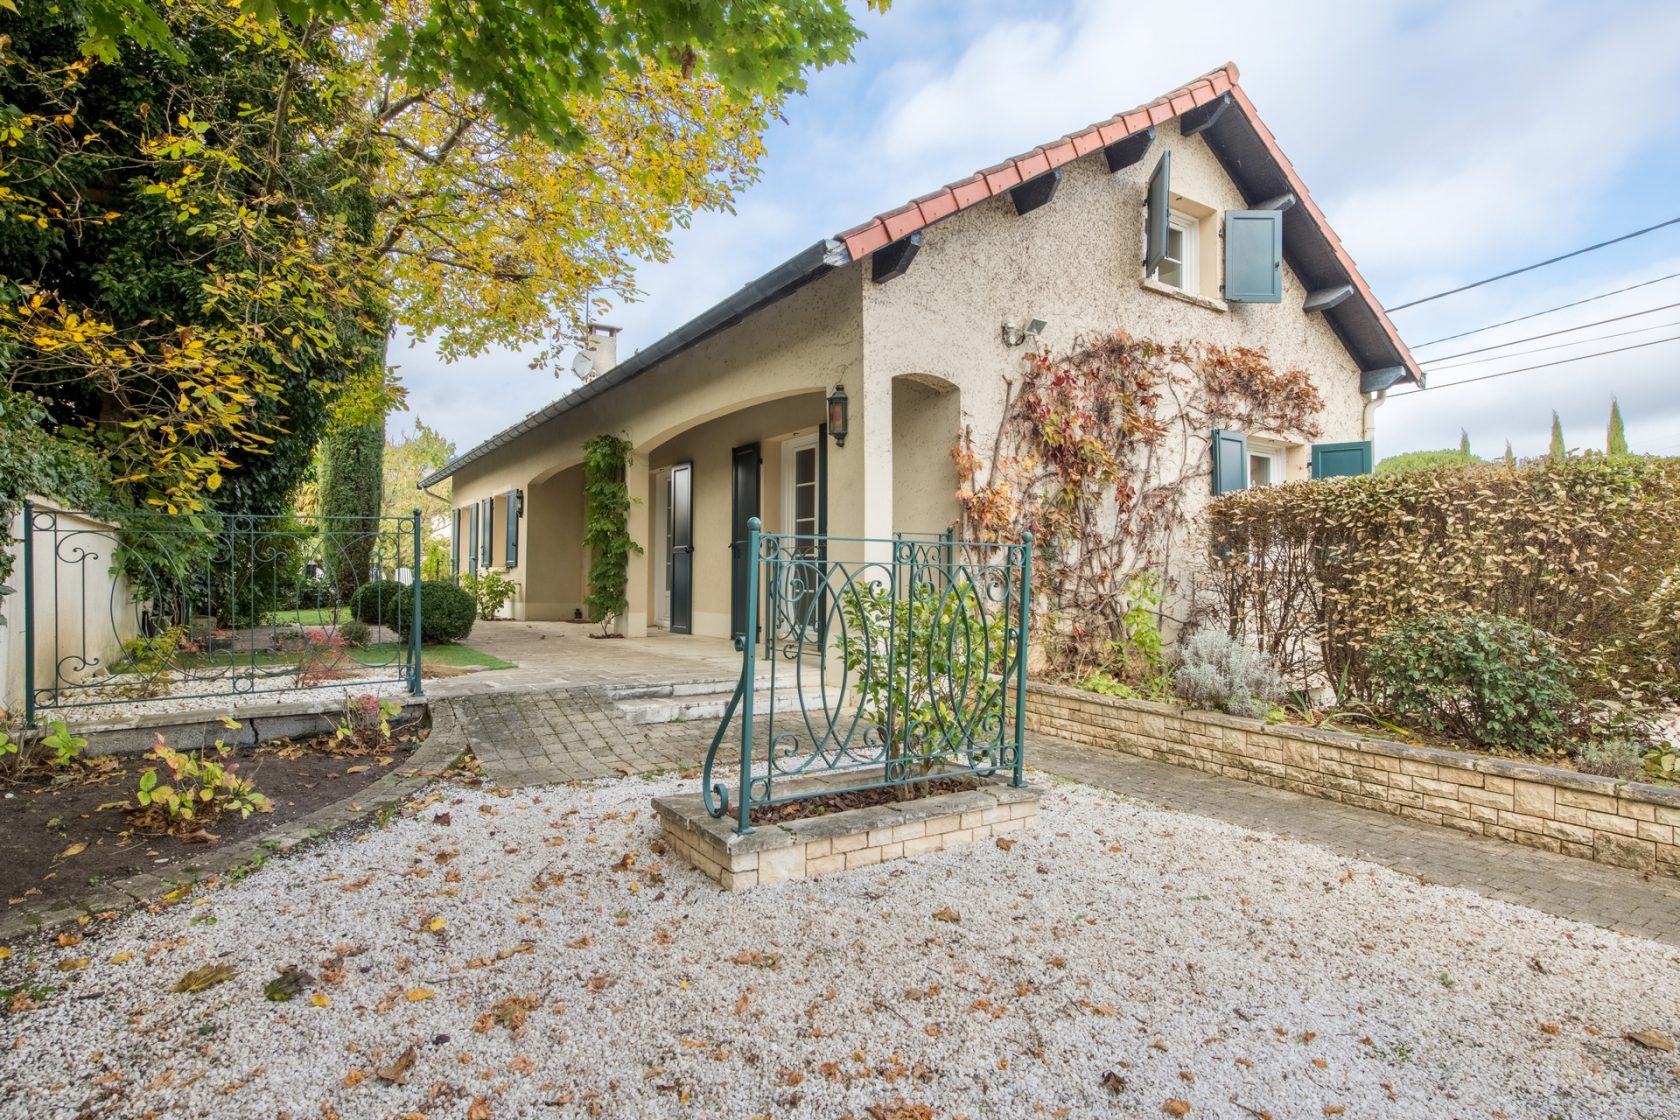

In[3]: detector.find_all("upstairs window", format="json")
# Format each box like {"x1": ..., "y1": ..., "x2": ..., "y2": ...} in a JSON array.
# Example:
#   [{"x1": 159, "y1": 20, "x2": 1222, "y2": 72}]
[{"x1": 1158, "y1": 212, "x2": 1200, "y2": 293}]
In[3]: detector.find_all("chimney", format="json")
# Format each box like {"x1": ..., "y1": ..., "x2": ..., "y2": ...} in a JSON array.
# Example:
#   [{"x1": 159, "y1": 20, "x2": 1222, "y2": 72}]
[{"x1": 584, "y1": 323, "x2": 620, "y2": 376}]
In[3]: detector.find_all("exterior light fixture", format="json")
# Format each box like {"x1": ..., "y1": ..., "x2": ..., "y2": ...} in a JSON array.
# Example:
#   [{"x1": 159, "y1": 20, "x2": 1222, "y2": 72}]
[
  {"x1": 827, "y1": 383, "x2": 849, "y2": 447},
  {"x1": 1001, "y1": 317, "x2": 1048, "y2": 348}
]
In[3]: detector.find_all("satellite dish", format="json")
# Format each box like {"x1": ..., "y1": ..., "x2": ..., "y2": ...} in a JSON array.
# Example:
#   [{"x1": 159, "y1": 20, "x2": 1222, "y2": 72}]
[{"x1": 571, "y1": 350, "x2": 596, "y2": 381}]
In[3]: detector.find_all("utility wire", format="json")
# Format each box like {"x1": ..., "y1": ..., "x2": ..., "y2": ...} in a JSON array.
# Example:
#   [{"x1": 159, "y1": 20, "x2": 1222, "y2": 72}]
[
  {"x1": 1408, "y1": 271, "x2": 1680, "y2": 348},
  {"x1": 1385, "y1": 217, "x2": 1680, "y2": 312},
  {"x1": 1391, "y1": 333, "x2": 1680, "y2": 396},
  {"x1": 1425, "y1": 319, "x2": 1680, "y2": 373},
  {"x1": 1418, "y1": 300, "x2": 1680, "y2": 366}
]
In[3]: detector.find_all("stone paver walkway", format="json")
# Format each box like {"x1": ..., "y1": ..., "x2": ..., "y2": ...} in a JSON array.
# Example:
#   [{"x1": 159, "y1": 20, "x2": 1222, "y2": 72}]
[{"x1": 441, "y1": 679, "x2": 1680, "y2": 948}]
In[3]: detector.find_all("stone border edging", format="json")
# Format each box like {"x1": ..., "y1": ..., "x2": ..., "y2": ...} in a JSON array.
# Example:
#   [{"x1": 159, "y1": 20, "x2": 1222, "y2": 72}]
[
  {"x1": 1024, "y1": 682, "x2": 1680, "y2": 878},
  {"x1": 40, "y1": 698, "x2": 430, "y2": 756},
  {"x1": 0, "y1": 701, "x2": 465, "y2": 943}
]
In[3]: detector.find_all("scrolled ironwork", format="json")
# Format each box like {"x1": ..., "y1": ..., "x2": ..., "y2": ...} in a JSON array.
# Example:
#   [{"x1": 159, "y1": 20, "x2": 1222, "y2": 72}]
[{"x1": 702, "y1": 520, "x2": 1032, "y2": 834}]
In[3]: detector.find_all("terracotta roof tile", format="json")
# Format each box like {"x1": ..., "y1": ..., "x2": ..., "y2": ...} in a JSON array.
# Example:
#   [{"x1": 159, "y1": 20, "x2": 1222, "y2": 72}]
[{"x1": 824, "y1": 60, "x2": 1418, "y2": 386}]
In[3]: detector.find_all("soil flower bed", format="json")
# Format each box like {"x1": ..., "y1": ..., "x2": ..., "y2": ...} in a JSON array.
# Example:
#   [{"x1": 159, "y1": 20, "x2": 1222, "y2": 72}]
[{"x1": 2, "y1": 774, "x2": 1677, "y2": 1118}]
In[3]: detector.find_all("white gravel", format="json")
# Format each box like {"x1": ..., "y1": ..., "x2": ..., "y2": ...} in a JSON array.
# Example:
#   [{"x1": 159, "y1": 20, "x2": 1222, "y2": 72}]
[
  {"x1": 45, "y1": 675, "x2": 410, "y2": 727},
  {"x1": 2, "y1": 774, "x2": 1678, "y2": 1119}
]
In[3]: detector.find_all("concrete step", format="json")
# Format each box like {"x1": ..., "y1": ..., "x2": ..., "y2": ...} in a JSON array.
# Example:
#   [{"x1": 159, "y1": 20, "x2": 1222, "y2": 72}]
[{"x1": 610, "y1": 684, "x2": 829, "y2": 726}]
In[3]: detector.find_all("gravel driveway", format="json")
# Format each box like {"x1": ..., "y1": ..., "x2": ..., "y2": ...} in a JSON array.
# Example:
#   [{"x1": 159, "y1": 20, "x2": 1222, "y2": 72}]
[{"x1": 2, "y1": 774, "x2": 1676, "y2": 1119}]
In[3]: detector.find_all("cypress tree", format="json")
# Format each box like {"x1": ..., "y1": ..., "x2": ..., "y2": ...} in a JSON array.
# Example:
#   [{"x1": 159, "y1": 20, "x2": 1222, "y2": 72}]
[
  {"x1": 1607, "y1": 397, "x2": 1629, "y2": 457},
  {"x1": 1548, "y1": 412, "x2": 1567, "y2": 465},
  {"x1": 1459, "y1": 429, "x2": 1471, "y2": 457},
  {"x1": 319, "y1": 409, "x2": 387, "y2": 599},
  {"x1": 1503, "y1": 440, "x2": 1516, "y2": 468}
]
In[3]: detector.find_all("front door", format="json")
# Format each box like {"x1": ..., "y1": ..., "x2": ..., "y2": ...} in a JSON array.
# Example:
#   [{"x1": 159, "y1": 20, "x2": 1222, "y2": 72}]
[
  {"x1": 730, "y1": 444, "x2": 760, "y2": 640},
  {"x1": 669, "y1": 462, "x2": 693, "y2": 634}
]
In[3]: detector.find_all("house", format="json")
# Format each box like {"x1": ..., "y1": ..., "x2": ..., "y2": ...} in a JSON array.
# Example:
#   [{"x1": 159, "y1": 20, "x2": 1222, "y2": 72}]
[{"x1": 419, "y1": 62, "x2": 1422, "y2": 641}]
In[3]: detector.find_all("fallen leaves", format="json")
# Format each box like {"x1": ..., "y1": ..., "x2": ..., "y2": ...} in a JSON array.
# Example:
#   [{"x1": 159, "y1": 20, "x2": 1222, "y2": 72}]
[
  {"x1": 1627, "y1": 1030, "x2": 1675, "y2": 1052},
  {"x1": 58, "y1": 841, "x2": 87, "y2": 859},
  {"x1": 262, "y1": 967, "x2": 315, "y2": 1003},
  {"x1": 1162, "y1": 1100, "x2": 1191, "y2": 1117},
  {"x1": 995, "y1": 837, "x2": 1016, "y2": 851},
  {"x1": 931, "y1": 907, "x2": 961, "y2": 924},
  {"x1": 1100, "y1": 1070, "x2": 1127, "y2": 1095},
  {"x1": 375, "y1": 1045, "x2": 417, "y2": 1085},
  {"x1": 404, "y1": 987, "x2": 435, "y2": 1002},
  {"x1": 173, "y1": 963, "x2": 236, "y2": 993}
]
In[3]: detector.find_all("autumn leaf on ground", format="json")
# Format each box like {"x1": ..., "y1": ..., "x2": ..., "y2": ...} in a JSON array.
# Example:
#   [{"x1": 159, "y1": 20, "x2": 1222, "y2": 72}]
[
  {"x1": 173, "y1": 963, "x2": 236, "y2": 993},
  {"x1": 59, "y1": 842, "x2": 87, "y2": 859},
  {"x1": 931, "y1": 907, "x2": 960, "y2": 924},
  {"x1": 1100, "y1": 1070, "x2": 1127, "y2": 1095},
  {"x1": 995, "y1": 837, "x2": 1016, "y2": 851},
  {"x1": 1162, "y1": 1101, "x2": 1191, "y2": 1117},
  {"x1": 584, "y1": 974, "x2": 615, "y2": 992},
  {"x1": 864, "y1": 1099, "x2": 934, "y2": 1120},
  {"x1": 405, "y1": 987, "x2": 434, "y2": 1002},
  {"x1": 1627, "y1": 1030, "x2": 1675, "y2": 1052},
  {"x1": 567, "y1": 935, "x2": 591, "y2": 949},
  {"x1": 263, "y1": 966, "x2": 315, "y2": 1002},
  {"x1": 433, "y1": 812, "x2": 452, "y2": 826},
  {"x1": 375, "y1": 1045, "x2": 417, "y2": 1085},
  {"x1": 468, "y1": 1098, "x2": 493, "y2": 1120}
]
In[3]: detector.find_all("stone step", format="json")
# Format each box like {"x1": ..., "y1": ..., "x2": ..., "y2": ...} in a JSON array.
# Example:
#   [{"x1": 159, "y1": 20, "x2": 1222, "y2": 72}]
[{"x1": 611, "y1": 685, "x2": 829, "y2": 726}]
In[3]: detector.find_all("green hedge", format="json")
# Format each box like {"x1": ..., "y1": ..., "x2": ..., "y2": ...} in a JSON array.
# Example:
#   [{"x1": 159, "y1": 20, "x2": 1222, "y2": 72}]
[
  {"x1": 350, "y1": 581, "x2": 401, "y2": 628},
  {"x1": 1206, "y1": 456, "x2": 1680, "y2": 719},
  {"x1": 394, "y1": 580, "x2": 475, "y2": 644}
]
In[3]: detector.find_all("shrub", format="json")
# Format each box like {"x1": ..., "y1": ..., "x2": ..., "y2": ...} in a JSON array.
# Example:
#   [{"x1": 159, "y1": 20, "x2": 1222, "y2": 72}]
[
  {"x1": 350, "y1": 581, "x2": 401, "y2": 628},
  {"x1": 461, "y1": 567, "x2": 519, "y2": 620},
  {"x1": 1173, "y1": 630, "x2": 1285, "y2": 719},
  {"x1": 1366, "y1": 612, "x2": 1572, "y2": 752},
  {"x1": 1575, "y1": 739, "x2": 1646, "y2": 782},
  {"x1": 338, "y1": 618, "x2": 372, "y2": 647},
  {"x1": 394, "y1": 580, "x2": 475, "y2": 644},
  {"x1": 131, "y1": 737, "x2": 270, "y2": 832},
  {"x1": 583, "y1": 434, "x2": 642, "y2": 635}
]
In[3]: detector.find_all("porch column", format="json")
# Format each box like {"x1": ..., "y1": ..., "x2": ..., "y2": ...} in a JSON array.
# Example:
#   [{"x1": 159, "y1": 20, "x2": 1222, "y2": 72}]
[
  {"x1": 825, "y1": 370, "x2": 893, "y2": 558},
  {"x1": 617, "y1": 452, "x2": 651, "y2": 637}
]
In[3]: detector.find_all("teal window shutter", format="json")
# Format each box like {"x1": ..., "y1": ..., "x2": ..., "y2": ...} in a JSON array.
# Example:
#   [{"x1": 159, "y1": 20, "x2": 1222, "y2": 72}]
[
  {"x1": 451, "y1": 508, "x2": 461, "y2": 577},
  {"x1": 1310, "y1": 441, "x2": 1373, "y2": 478},
  {"x1": 1144, "y1": 149, "x2": 1172, "y2": 276},
  {"x1": 480, "y1": 497, "x2": 494, "y2": 567},
  {"x1": 468, "y1": 504, "x2": 479, "y2": 574},
  {"x1": 504, "y1": 489, "x2": 521, "y2": 568},
  {"x1": 1211, "y1": 429, "x2": 1249, "y2": 494},
  {"x1": 1224, "y1": 209, "x2": 1283, "y2": 303}
]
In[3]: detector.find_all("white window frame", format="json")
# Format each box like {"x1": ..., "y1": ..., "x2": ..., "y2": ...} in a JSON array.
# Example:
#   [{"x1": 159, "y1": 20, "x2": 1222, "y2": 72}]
[
  {"x1": 1247, "y1": 443, "x2": 1288, "y2": 488},
  {"x1": 1157, "y1": 210, "x2": 1200, "y2": 294},
  {"x1": 781, "y1": 433, "x2": 820, "y2": 541}
]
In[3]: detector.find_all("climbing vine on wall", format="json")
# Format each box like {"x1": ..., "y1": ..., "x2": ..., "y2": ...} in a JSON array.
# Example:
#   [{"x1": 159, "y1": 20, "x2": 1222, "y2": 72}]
[
  {"x1": 953, "y1": 330, "x2": 1324, "y2": 680},
  {"x1": 582, "y1": 433, "x2": 642, "y2": 636}
]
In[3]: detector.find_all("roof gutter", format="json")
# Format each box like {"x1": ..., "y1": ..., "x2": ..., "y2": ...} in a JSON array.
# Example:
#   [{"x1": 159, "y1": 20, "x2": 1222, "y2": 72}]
[{"x1": 418, "y1": 238, "x2": 853, "y2": 489}]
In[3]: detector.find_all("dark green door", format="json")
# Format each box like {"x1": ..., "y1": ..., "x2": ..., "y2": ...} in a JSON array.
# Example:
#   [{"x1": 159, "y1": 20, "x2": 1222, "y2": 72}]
[
  {"x1": 730, "y1": 443, "x2": 760, "y2": 640},
  {"x1": 670, "y1": 462, "x2": 693, "y2": 634}
]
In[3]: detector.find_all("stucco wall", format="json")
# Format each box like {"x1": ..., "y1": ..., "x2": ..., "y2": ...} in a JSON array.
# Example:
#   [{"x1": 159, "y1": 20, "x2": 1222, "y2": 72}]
[
  {"x1": 858, "y1": 128, "x2": 1369, "y2": 617},
  {"x1": 449, "y1": 266, "x2": 863, "y2": 632},
  {"x1": 524, "y1": 465, "x2": 586, "y2": 621}
]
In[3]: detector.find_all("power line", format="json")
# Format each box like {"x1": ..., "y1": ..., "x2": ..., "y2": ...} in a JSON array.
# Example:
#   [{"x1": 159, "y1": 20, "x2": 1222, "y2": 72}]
[
  {"x1": 1385, "y1": 216, "x2": 1680, "y2": 312},
  {"x1": 1408, "y1": 271, "x2": 1680, "y2": 348},
  {"x1": 1418, "y1": 300, "x2": 1680, "y2": 365},
  {"x1": 1390, "y1": 333, "x2": 1680, "y2": 397},
  {"x1": 1424, "y1": 318, "x2": 1680, "y2": 373}
]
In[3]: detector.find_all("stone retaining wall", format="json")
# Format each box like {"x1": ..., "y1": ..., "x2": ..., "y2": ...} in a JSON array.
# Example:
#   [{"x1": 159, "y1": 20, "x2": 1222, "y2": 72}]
[{"x1": 1025, "y1": 682, "x2": 1680, "y2": 878}]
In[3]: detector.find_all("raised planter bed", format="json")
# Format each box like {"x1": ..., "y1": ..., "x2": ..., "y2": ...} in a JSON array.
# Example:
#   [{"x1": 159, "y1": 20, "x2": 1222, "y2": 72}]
[
  {"x1": 1025, "y1": 682, "x2": 1680, "y2": 879},
  {"x1": 653, "y1": 773, "x2": 1041, "y2": 890}
]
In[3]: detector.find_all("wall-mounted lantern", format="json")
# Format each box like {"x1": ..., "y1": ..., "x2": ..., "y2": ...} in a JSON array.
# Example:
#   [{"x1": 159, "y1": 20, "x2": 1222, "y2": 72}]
[
  {"x1": 1001, "y1": 317, "x2": 1047, "y2": 348},
  {"x1": 827, "y1": 384, "x2": 849, "y2": 448}
]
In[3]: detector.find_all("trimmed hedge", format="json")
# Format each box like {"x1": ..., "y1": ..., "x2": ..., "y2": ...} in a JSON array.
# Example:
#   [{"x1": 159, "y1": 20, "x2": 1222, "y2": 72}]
[
  {"x1": 394, "y1": 580, "x2": 475, "y2": 644},
  {"x1": 1205, "y1": 456, "x2": 1680, "y2": 716},
  {"x1": 350, "y1": 581, "x2": 401, "y2": 628}
]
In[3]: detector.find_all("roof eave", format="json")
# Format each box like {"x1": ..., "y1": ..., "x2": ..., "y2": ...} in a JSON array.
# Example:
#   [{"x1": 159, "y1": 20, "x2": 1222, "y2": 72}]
[{"x1": 417, "y1": 239, "x2": 852, "y2": 489}]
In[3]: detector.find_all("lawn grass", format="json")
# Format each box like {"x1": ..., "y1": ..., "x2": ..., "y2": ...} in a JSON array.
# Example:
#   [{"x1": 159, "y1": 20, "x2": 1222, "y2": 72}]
[
  {"x1": 169, "y1": 641, "x2": 513, "y2": 673},
  {"x1": 269, "y1": 607, "x2": 348, "y2": 625}
]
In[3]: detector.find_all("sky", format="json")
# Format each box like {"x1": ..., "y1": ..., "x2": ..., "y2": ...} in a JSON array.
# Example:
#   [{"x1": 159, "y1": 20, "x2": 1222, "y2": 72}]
[{"x1": 393, "y1": 0, "x2": 1680, "y2": 464}]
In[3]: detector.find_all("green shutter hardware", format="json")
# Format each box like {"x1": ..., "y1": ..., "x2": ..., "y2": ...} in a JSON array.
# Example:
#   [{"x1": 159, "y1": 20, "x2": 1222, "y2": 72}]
[
  {"x1": 1144, "y1": 149, "x2": 1172, "y2": 276},
  {"x1": 1211, "y1": 429, "x2": 1249, "y2": 495},
  {"x1": 505, "y1": 489, "x2": 521, "y2": 568},
  {"x1": 1310, "y1": 441, "x2": 1373, "y2": 478},
  {"x1": 1223, "y1": 209, "x2": 1283, "y2": 303}
]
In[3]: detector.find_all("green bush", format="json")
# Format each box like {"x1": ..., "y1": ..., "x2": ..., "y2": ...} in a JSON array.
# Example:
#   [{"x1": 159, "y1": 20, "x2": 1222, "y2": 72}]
[
  {"x1": 1173, "y1": 630, "x2": 1284, "y2": 719},
  {"x1": 350, "y1": 581, "x2": 402, "y2": 628},
  {"x1": 1575, "y1": 738, "x2": 1646, "y2": 782},
  {"x1": 1367, "y1": 612, "x2": 1572, "y2": 752},
  {"x1": 394, "y1": 580, "x2": 475, "y2": 644}
]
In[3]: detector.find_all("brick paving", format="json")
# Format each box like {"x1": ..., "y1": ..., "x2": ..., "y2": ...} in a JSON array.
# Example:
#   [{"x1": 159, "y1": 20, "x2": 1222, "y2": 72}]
[{"x1": 440, "y1": 681, "x2": 1680, "y2": 948}]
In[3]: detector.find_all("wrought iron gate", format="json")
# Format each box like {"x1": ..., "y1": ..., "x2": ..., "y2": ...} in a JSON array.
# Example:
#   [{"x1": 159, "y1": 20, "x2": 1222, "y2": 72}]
[{"x1": 702, "y1": 520, "x2": 1032, "y2": 834}]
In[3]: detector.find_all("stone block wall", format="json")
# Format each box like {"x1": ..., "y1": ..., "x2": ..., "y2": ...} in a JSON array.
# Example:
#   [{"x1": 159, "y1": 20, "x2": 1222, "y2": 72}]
[{"x1": 1025, "y1": 682, "x2": 1680, "y2": 878}]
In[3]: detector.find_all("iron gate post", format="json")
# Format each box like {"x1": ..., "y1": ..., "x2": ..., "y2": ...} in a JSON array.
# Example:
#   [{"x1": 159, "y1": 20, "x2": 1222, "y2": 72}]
[
  {"x1": 21, "y1": 498, "x2": 34, "y2": 728},
  {"x1": 737, "y1": 517, "x2": 762, "y2": 835},
  {"x1": 1012, "y1": 531, "x2": 1034, "y2": 787},
  {"x1": 410, "y1": 509, "x2": 424, "y2": 695}
]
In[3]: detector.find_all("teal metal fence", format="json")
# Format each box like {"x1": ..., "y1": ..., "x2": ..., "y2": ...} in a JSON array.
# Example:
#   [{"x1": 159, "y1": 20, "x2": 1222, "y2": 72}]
[
  {"x1": 703, "y1": 520, "x2": 1032, "y2": 833},
  {"x1": 21, "y1": 504, "x2": 423, "y2": 726}
]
